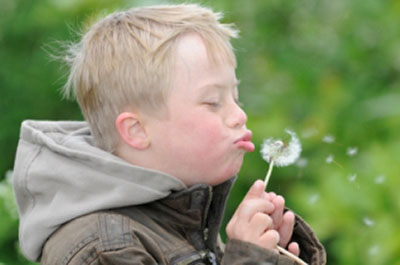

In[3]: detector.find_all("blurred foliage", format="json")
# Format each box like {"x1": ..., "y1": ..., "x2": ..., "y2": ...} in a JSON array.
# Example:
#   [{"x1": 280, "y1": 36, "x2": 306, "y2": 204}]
[{"x1": 1, "y1": 0, "x2": 400, "y2": 264}]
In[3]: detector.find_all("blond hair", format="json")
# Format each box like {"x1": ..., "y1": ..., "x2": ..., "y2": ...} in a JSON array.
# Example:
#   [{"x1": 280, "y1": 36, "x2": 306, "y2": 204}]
[{"x1": 63, "y1": 4, "x2": 239, "y2": 152}]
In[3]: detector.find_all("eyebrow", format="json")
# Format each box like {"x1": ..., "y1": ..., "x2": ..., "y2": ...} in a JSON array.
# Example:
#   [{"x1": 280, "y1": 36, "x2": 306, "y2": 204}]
[{"x1": 199, "y1": 79, "x2": 241, "y2": 92}]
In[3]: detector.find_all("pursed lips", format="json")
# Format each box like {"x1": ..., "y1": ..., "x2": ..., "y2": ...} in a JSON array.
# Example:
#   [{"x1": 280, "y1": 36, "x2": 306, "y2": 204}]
[{"x1": 234, "y1": 130, "x2": 255, "y2": 152}]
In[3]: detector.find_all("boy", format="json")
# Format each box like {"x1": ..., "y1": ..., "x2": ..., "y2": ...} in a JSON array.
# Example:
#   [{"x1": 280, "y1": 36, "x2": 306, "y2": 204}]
[{"x1": 13, "y1": 4, "x2": 326, "y2": 265}]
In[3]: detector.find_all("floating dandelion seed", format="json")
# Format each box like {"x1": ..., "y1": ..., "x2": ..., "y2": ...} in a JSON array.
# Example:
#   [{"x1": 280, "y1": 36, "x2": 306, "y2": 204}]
[
  {"x1": 324, "y1": 154, "x2": 344, "y2": 169},
  {"x1": 368, "y1": 244, "x2": 380, "y2": 256},
  {"x1": 260, "y1": 130, "x2": 308, "y2": 265},
  {"x1": 296, "y1": 158, "x2": 308, "y2": 168},
  {"x1": 363, "y1": 217, "x2": 375, "y2": 227},
  {"x1": 375, "y1": 175, "x2": 386, "y2": 184},
  {"x1": 260, "y1": 129, "x2": 302, "y2": 187},
  {"x1": 301, "y1": 127, "x2": 318, "y2": 138},
  {"x1": 325, "y1": 154, "x2": 334, "y2": 164},
  {"x1": 346, "y1": 147, "x2": 358, "y2": 156},
  {"x1": 322, "y1": 135, "x2": 335, "y2": 144},
  {"x1": 308, "y1": 193, "x2": 320, "y2": 205},
  {"x1": 348, "y1": 174, "x2": 357, "y2": 182}
]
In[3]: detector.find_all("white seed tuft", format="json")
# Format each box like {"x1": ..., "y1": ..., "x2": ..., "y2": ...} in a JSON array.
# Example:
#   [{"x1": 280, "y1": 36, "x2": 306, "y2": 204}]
[
  {"x1": 322, "y1": 135, "x2": 335, "y2": 144},
  {"x1": 346, "y1": 147, "x2": 358, "y2": 156},
  {"x1": 325, "y1": 154, "x2": 334, "y2": 164},
  {"x1": 260, "y1": 129, "x2": 302, "y2": 167}
]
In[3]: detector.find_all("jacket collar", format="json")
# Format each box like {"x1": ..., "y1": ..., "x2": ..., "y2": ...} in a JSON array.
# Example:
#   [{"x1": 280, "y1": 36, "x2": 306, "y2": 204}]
[{"x1": 156, "y1": 177, "x2": 236, "y2": 251}]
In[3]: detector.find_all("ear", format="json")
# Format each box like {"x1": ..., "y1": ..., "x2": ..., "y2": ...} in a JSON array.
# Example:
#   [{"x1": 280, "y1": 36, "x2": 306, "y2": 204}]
[{"x1": 115, "y1": 112, "x2": 150, "y2": 150}]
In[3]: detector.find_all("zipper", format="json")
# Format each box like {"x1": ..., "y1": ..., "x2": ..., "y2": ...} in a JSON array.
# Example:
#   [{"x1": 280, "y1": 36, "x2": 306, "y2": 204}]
[
  {"x1": 199, "y1": 250, "x2": 217, "y2": 265},
  {"x1": 202, "y1": 185, "x2": 213, "y2": 242},
  {"x1": 203, "y1": 227, "x2": 209, "y2": 242},
  {"x1": 172, "y1": 250, "x2": 217, "y2": 265},
  {"x1": 173, "y1": 186, "x2": 216, "y2": 265},
  {"x1": 202, "y1": 186, "x2": 217, "y2": 264}
]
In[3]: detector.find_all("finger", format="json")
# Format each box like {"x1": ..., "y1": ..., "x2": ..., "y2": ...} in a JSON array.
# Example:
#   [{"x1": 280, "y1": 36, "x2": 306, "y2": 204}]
[
  {"x1": 234, "y1": 180, "x2": 273, "y2": 221},
  {"x1": 227, "y1": 212, "x2": 274, "y2": 241},
  {"x1": 242, "y1": 180, "x2": 265, "y2": 201},
  {"x1": 237, "y1": 198, "x2": 275, "y2": 221},
  {"x1": 270, "y1": 195, "x2": 285, "y2": 229},
  {"x1": 288, "y1": 242, "x2": 300, "y2": 257},
  {"x1": 226, "y1": 214, "x2": 238, "y2": 237},
  {"x1": 249, "y1": 212, "x2": 273, "y2": 236},
  {"x1": 268, "y1": 192, "x2": 277, "y2": 200},
  {"x1": 278, "y1": 211, "x2": 295, "y2": 248},
  {"x1": 259, "y1": 229, "x2": 280, "y2": 250},
  {"x1": 230, "y1": 180, "x2": 265, "y2": 221},
  {"x1": 262, "y1": 191, "x2": 271, "y2": 201}
]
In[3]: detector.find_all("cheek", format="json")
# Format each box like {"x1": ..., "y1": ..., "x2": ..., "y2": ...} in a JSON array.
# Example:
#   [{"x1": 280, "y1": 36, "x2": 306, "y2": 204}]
[{"x1": 181, "y1": 115, "x2": 226, "y2": 148}]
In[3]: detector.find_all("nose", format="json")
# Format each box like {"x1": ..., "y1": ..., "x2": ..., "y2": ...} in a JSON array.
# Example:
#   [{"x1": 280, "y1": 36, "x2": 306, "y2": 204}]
[{"x1": 226, "y1": 102, "x2": 248, "y2": 128}]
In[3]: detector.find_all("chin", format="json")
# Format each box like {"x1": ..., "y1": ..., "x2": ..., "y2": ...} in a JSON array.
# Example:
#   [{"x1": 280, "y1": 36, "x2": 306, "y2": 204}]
[
  {"x1": 230, "y1": 159, "x2": 244, "y2": 175},
  {"x1": 214, "y1": 164, "x2": 242, "y2": 185}
]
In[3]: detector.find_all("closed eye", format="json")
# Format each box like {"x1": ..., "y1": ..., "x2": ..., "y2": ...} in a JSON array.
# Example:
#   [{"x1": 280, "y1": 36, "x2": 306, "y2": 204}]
[{"x1": 204, "y1": 102, "x2": 221, "y2": 107}]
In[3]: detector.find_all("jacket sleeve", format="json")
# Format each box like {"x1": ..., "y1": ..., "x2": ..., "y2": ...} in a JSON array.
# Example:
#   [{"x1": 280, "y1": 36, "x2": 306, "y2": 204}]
[
  {"x1": 222, "y1": 239, "x2": 298, "y2": 265},
  {"x1": 290, "y1": 214, "x2": 326, "y2": 265},
  {"x1": 220, "y1": 213, "x2": 326, "y2": 265}
]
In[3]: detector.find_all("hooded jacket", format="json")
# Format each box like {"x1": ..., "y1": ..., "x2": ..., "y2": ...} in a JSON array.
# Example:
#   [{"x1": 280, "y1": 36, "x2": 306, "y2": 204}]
[
  {"x1": 13, "y1": 120, "x2": 186, "y2": 261},
  {"x1": 13, "y1": 120, "x2": 326, "y2": 264}
]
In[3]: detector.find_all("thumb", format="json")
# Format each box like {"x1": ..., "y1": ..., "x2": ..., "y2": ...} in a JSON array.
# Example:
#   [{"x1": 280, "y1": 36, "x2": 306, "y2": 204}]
[{"x1": 243, "y1": 180, "x2": 265, "y2": 201}]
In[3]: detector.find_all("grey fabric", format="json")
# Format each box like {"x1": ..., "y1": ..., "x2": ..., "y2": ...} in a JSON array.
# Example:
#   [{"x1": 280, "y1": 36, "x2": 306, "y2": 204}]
[{"x1": 12, "y1": 120, "x2": 186, "y2": 261}]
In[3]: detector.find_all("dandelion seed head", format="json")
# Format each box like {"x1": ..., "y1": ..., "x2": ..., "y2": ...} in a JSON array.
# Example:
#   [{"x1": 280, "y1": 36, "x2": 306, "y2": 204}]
[
  {"x1": 374, "y1": 175, "x2": 386, "y2": 184},
  {"x1": 322, "y1": 135, "x2": 335, "y2": 144},
  {"x1": 325, "y1": 154, "x2": 334, "y2": 164},
  {"x1": 261, "y1": 139, "x2": 285, "y2": 164},
  {"x1": 348, "y1": 174, "x2": 357, "y2": 182},
  {"x1": 346, "y1": 147, "x2": 358, "y2": 156},
  {"x1": 363, "y1": 217, "x2": 375, "y2": 227},
  {"x1": 260, "y1": 129, "x2": 302, "y2": 167}
]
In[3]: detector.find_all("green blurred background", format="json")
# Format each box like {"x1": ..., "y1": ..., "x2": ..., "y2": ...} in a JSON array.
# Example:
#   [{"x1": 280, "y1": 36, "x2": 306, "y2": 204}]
[{"x1": 1, "y1": 0, "x2": 399, "y2": 264}]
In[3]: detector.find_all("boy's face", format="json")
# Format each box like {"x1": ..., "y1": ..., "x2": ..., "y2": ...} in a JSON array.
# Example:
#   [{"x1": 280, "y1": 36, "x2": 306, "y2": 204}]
[{"x1": 145, "y1": 33, "x2": 254, "y2": 186}]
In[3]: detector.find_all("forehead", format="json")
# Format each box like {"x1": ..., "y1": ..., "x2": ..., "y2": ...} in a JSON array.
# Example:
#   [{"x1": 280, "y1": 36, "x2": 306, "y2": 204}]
[
  {"x1": 174, "y1": 33, "x2": 237, "y2": 88},
  {"x1": 175, "y1": 32, "x2": 235, "y2": 70},
  {"x1": 175, "y1": 33, "x2": 213, "y2": 71}
]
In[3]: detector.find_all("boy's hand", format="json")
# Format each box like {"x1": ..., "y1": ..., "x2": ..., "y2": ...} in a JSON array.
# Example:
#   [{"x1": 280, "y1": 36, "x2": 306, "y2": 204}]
[
  {"x1": 226, "y1": 180, "x2": 300, "y2": 256},
  {"x1": 268, "y1": 192, "x2": 300, "y2": 256},
  {"x1": 226, "y1": 180, "x2": 280, "y2": 251}
]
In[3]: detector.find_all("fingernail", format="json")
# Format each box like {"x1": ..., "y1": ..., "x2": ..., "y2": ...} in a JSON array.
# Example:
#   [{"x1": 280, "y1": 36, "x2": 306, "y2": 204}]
[{"x1": 254, "y1": 179, "x2": 265, "y2": 188}]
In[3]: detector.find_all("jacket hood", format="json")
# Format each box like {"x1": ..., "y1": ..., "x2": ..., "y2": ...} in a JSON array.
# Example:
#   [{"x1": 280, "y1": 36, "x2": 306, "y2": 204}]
[{"x1": 12, "y1": 120, "x2": 186, "y2": 261}]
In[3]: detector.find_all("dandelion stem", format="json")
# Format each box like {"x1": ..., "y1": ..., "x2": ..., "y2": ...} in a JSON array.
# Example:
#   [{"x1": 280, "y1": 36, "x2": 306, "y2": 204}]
[
  {"x1": 264, "y1": 159, "x2": 275, "y2": 188},
  {"x1": 277, "y1": 246, "x2": 308, "y2": 265}
]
